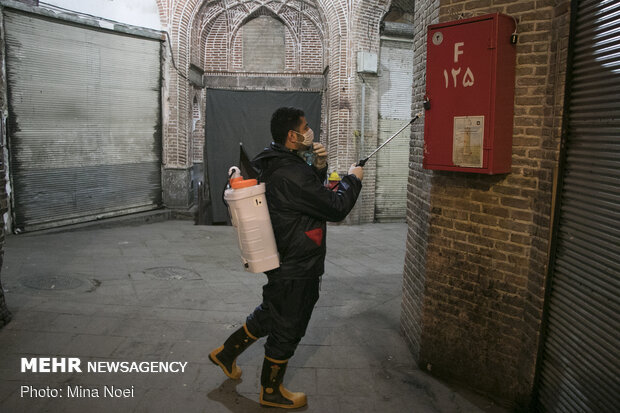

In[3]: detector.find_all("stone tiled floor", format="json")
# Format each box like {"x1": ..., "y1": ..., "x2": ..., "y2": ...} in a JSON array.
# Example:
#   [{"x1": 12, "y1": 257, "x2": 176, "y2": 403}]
[{"x1": 0, "y1": 220, "x2": 498, "y2": 412}]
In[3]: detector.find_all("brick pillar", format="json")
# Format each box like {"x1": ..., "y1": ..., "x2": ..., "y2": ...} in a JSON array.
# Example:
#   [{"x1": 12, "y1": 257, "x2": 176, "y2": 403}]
[
  {"x1": 401, "y1": 0, "x2": 571, "y2": 407},
  {"x1": 401, "y1": 0, "x2": 438, "y2": 363},
  {"x1": 159, "y1": 1, "x2": 196, "y2": 209},
  {"x1": 322, "y1": 0, "x2": 389, "y2": 224}
]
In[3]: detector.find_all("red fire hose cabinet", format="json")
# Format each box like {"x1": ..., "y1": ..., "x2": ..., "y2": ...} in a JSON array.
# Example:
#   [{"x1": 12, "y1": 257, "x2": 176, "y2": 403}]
[{"x1": 423, "y1": 13, "x2": 517, "y2": 174}]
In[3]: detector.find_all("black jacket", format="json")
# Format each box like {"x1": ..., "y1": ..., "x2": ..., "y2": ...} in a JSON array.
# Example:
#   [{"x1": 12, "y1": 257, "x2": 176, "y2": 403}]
[{"x1": 252, "y1": 143, "x2": 362, "y2": 279}]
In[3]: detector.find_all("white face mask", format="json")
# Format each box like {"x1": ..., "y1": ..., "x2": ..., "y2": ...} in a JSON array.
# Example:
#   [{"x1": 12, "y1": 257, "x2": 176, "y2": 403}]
[{"x1": 294, "y1": 128, "x2": 314, "y2": 148}]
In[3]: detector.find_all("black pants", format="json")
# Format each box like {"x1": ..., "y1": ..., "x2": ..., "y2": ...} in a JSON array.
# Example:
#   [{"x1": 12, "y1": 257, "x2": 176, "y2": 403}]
[{"x1": 245, "y1": 277, "x2": 320, "y2": 360}]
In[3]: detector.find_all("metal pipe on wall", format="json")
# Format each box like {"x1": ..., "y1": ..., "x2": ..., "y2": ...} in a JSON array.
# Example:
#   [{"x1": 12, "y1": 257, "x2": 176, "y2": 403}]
[{"x1": 360, "y1": 76, "x2": 366, "y2": 160}]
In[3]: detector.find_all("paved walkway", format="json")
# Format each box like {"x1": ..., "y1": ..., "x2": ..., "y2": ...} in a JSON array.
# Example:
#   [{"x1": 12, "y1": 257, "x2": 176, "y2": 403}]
[{"x1": 0, "y1": 220, "x2": 492, "y2": 412}]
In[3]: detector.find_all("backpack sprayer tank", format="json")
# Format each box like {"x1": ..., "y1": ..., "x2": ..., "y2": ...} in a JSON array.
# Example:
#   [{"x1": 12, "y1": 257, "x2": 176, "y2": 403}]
[
  {"x1": 223, "y1": 114, "x2": 422, "y2": 273},
  {"x1": 224, "y1": 166, "x2": 280, "y2": 273}
]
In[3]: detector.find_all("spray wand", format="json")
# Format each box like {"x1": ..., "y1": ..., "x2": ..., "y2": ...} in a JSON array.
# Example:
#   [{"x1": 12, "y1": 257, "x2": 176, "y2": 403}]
[{"x1": 356, "y1": 113, "x2": 422, "y2": 167}]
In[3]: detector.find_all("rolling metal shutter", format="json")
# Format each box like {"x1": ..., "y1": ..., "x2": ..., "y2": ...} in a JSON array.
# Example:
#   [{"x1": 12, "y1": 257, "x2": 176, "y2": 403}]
[
  {"x1": 4, "y1": 9, "x2": 162, "y2": 232},
  {"x1": 537, "y1": 1, "x2": 620, "y2": 411},
  {"x1": 376, "y1": 37, "x2": 413, "y2": 222}
]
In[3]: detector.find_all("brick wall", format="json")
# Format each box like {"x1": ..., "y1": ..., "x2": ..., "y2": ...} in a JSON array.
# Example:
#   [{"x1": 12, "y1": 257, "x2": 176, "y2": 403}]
[
  {"x1": 159, "y1": 0, "x2": 338, "y2": 208},
  {"x1": 158, "y1": 0, "x2": 393, "y2": 219},
  {"x1": 401, "y1": 0, "x2": 571, "y2": 407},
  {"x1": 338, "y1": 0, "x2": 390, "y2": 224},
  {"x1": 191, "y1": 0, "x2": 327, "y2": 165},
  {"x1": 401, "y1": 0, "x2": 438, "y2": 364}
]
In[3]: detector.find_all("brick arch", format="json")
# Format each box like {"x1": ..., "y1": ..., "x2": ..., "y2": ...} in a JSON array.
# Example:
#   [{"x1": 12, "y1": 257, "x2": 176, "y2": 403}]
[
  {"x1": 155, "y1": 0, "x2": 170, "y2": 29},
  {"x1": 273, "y1": 3, "x2": 326, "y2": 72},
  {"x1": 230, "y1": 7, "x2": 300, "y2": 45},
  {"x1": 158, "y1": 0, "x2": 332, "y2": 167},
  {"x1": 194, "y1": 2, "x2": 327, "y2": 73},
  {"x1": 201, "y1": 12, "x2": 229, "y2": 71},
  {"x1": 230, "y1": 6, "x2": 303, "y2": 72},
  {"x1": 184, "y1": 1, "x2": 329, "y2": 73},
  {"x1": 229, "y1": 9, "x2": 296, "y2": 72}
]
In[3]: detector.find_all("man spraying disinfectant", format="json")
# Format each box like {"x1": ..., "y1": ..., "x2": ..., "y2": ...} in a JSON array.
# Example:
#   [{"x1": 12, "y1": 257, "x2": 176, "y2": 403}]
[{"x1": 209, "y1": 107, "x2": 419, "y2": 408}]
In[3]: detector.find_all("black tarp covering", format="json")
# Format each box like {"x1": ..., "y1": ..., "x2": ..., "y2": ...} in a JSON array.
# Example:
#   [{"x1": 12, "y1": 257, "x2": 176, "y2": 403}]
[{"x1": 205, "y1": 89, "x2": 321, "y2": 223}]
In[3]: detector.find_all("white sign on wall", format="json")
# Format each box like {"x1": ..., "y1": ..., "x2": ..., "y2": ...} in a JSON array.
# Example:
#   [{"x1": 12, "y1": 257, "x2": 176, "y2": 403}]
[{"x1": 452, "y1": 116, "x2": 484, "y2": 168}]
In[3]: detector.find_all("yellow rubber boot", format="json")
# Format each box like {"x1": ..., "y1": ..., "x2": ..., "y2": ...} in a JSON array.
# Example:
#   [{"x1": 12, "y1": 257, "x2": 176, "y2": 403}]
[
  {"x1": 209, "y1": 324, "x2": 257, "y2": 379},
  {"x1": 259, "y1": 356, "x2": 307, "y2": 409}
]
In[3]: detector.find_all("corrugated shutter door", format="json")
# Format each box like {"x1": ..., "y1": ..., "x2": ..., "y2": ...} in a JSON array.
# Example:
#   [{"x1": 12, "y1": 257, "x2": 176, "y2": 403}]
[
  {"x1": 537, "y1": 1, "x2": 620, "y2": 412},
  {"x1": 4, "y1": 10, "x2": 162, "y2": 232},
  {"x1": 376, "y1": 38, "x2": 413, "y2": 222}
]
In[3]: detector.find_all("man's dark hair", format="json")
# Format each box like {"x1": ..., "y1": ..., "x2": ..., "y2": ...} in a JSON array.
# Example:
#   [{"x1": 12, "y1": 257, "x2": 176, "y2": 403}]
[{"x1": 271, "y1": 107, "x2": 304, "y2": 144}]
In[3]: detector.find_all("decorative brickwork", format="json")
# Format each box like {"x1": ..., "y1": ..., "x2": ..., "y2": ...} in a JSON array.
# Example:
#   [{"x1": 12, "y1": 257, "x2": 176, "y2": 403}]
[
  {"x1": 156, "y1": 0, "x2": 391, "y2": 219},
  {"x1": 158, "y1": 0, "x2": 326, "y2": 169},
  {"x1": 322, "y1": 0, "x2": 390, "y2": 223},
  {"x1": 401, "y1": 0, "x2": 571, "y2": 407}
]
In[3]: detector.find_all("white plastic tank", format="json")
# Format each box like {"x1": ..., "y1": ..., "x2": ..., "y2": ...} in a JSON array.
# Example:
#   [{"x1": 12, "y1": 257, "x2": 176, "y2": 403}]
[{"x1": 224, "y1": 167, "x2": 280, "y2": 273}]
